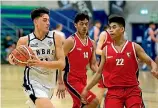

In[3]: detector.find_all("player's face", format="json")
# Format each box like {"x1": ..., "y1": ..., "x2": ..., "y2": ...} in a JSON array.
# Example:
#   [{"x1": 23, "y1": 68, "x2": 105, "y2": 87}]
[
  {"x1": 75, "y1": 19, "x2": 89, "y2": 36},
  {"x1": 35, "y1": 14, "x2": 50, "y2": 33},
  {"x1": 109, "y1": 22, "x2": 124, "y2": 40}
]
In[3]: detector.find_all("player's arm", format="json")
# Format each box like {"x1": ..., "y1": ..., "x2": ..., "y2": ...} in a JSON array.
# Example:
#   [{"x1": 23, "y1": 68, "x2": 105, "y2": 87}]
[
  {"x1": 134, "y1": 43, "x2": 158, "y2": 78},
  {"x1": 56, "y1": 36, "x2": 74, "y2": 98},
  {"x1": 8, "y1": 36, "x2": 28, "y2": 65},
  {"x1": 87, "y1": 47, "x2": 106, "y2": 90},
  {"x1": 63, "y1": 36, "x2": 74, "y2": 56},
  {"x1": 57, "y1": 37, "x2": 74, "y2": 83},
  {"x1": 81, "y1": 47, "x2": 106, "y2": 102},
  {"x1": 96, "y1": 31, "x2": 106, "y2": 55},
  {"x1": 89, "y1": 40, "x2": 98, "y2": 73}
]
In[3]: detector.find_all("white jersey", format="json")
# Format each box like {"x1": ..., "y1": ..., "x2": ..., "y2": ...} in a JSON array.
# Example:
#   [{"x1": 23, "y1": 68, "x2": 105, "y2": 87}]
[{"x1": 23, "y1": 31, "x2": 57, "y2": 89}]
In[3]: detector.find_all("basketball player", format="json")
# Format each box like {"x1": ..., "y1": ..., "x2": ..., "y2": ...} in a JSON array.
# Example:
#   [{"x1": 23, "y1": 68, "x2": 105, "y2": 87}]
[
  {"x1": 142, "y1": 22, "x2": 157, "y2": 70},
  {"x1": 155, "y1": 28, "x2": 158, "y2": 65},
  {"x1": 95, "y1": 25, "x2": 113, "y2": 106},
  {"x1": 81, "y1": 15, "x2": 158, "y2": 108},
  {"x1": 8, "y1": 7, "x2": 65, "y2": 108},
  {"x1": 60, "y1": 13, "x2": 99, "y2": 108}
]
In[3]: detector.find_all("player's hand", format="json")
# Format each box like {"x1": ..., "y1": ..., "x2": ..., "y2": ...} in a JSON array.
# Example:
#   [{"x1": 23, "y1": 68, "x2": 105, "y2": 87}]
[
  {"x1": 56, "y1": 82, "x2": 66, "y2": 99},
  {"x1": 151, "y1": 68, "x2": 158, "y2": 79},
  {"x1": 81, "y1": 88, "x2": 88, "y2": 104},
  {"x1": 27, "y1": 55, "x2": 40, "y2": 66},
  {"x1": 8, "y1": 54, "x2": 18, "y2": 65}
]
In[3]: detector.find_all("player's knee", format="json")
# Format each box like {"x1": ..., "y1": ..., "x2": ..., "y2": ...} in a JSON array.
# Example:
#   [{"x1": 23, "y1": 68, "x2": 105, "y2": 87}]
[
  {"x1": 35, "y1": 98, "x2": 54, "y2": 108},
  {"x1": 90, "y1": 98, "x2": 99, "y2": 108},
  {"x1": 93, "y1": 98, "x2": 99, "y2": 105}
]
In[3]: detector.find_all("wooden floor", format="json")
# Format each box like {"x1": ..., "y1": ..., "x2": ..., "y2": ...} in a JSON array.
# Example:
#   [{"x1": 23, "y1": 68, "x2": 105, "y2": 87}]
[{"x1": 1, "y1": 65, "x2": 158, "y2": 108}]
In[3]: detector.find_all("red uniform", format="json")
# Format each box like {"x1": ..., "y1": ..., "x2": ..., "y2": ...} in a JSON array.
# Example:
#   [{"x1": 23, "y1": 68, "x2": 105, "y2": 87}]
[
  {"x1": 101, "y1": 31, "x2": 113, "y2": 50},
  {"x1": 102, "y1": 41, "x2": 144, "y2": 108},
  {"x1": 64, "y1": 33, "x2": 96, "y2": 108},
  {"x1": 98, "y1": 31, "x2": 113, "y2": 88}
]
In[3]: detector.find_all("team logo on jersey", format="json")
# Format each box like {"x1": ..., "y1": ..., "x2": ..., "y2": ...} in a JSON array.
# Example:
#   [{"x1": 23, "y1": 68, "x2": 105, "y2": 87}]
[
  {"x1": 30, "y1": 43, "x2": 38, "y2": 47},
  {"x1": 77, "y1": 48, "x2": 82, "y2": 51},
  {"x1": 107, "y1": 56, "x2": 113, "y2": 58},
  {"x1": 48, "y1": 40, "x2": 53, "y2": 46},
  {"x1": 127, "y1": 52, "x2": 131, "y2": 58}
]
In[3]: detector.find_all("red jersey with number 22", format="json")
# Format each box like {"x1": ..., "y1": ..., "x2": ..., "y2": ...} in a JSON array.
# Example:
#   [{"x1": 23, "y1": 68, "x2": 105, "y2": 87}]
[{"x1": 102, "y1": 41, "x2": 139, "y2": 88}]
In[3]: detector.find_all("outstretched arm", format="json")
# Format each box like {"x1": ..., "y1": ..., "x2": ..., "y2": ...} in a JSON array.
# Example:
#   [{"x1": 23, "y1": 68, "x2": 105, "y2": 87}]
[
  {"x1": 89, "y1": 40, "x2": 98, "y2": 73},
  {"x1": 86, "y1": 47, "x2": 106, "y2": 90},
  {"x1": 134, "y1": 43, "x2": 158, "y2": 79}
]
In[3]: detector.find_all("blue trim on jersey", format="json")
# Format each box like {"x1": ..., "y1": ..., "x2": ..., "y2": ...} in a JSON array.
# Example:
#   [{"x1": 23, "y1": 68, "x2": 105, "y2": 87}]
[{"x1": 63, "y1": 57, "x2": 81, "y2": 100}]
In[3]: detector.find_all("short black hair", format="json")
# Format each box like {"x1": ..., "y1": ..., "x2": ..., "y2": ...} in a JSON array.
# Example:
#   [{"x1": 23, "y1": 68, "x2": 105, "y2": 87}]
[
  {"x1": 149, "y1": 21, "x2": 155, "y2": 25},
  {"x1": 94, "y1": 20, "x2": 101, "y2": 25},
  {"x1": 74, "y1": 13, "x2": 89, "y2": 23},
  {"x1": 31, "y1": 7, "x2": 50, "y2": 21},
  {"x1": 108, "y1": 15, "x2": 125, "y2": 28}
]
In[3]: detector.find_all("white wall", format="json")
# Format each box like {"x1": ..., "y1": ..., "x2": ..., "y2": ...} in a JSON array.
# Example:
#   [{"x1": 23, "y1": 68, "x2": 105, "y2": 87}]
[
  {"x1": 91, "y1": 0, "x2": 109, "y2": 14},
  {"x1": 1, "y1": 1, "x2": 59, "y2": 9},
  {"x1": 125, "y1": 1, "x2": 158, "y2": 40}
]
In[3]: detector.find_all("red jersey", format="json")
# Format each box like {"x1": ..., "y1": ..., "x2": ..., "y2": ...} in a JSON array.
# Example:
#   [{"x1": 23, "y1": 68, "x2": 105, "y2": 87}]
[
  {"x1": 101, "y1": 31, "x2": 113, "y2": 50},
  {"x1": 102, "y1": 41, "x2": 139, "y2": 88},
  {"x1": 65, "y1": 33, "x2": 93, "y2": 78}
]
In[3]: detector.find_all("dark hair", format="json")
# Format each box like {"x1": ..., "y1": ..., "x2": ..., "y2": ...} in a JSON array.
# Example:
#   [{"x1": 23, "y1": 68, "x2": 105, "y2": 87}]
[
  {"x1": 149, "y1": 22, "x2": 155, "y2": 25},
  {"x1": 94, "y1": 20, "x2": 101, "y2": 25},
  {"x1": 108, "y1": 15, "x2": 125, "y2": 28},
  {"x1": 31, "y1": 7, "x2": 49, "y2": 21},
  {"x1": 56, "y1": 24, "x2": 62, "y2": 29},
  {"x1": 74, "y1": 13, "x2": 89, "y2": 23},
  {"x1": 103, "y1": 25, "x2": 109, "y2": 31}
]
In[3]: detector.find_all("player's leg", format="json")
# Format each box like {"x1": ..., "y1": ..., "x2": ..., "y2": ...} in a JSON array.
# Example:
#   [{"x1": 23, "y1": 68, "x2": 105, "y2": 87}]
[
  {"x1": 96, "y1": 80, "x2": 107, "y2": 108},
  {"x1": 64, "y1": 77, "x2": 99, "y2": 108},
  {"x1": 125, "y1": 86, "x2": 144, "y2": 108},
  {"x1": 125, "y1": 96, "x2": 144, "y2": 108},
  {"x1": 104, "y1": 89, "x2": 124, "y2": 108},
  {"x1": 35, "y1": 98, "x2": 55, "y2": 108},
  {"x1": 23, "y1": 80, "x2": 54, "y2": 108}
]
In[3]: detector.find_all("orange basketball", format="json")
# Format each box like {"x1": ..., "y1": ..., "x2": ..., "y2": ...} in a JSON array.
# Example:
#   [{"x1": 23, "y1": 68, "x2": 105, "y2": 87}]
[{"x1": 11, "y1": 45, "x2": 35, "y2": 66}]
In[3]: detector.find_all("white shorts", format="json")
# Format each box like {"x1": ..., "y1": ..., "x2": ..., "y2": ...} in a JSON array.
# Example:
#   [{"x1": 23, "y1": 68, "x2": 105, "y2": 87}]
[{"x1": 23, "y1": 80, "x2": 54, "y2": 107}]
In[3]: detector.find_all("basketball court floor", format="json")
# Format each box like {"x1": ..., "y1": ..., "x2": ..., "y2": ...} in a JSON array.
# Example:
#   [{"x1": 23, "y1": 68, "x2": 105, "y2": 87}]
[{"x1": 1, "y1": 65, "x2": 158, "y2": 108}]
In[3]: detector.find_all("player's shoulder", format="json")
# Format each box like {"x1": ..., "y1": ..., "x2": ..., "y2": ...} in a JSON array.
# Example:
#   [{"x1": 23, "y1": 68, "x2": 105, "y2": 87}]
[
  {"x1": 88, "y1": 37, "x2": 95, "y2": 45},
  {"x1": 64, "y1": 34, "x2": 75, "y2": 45},
  {"x1": 17, "y1": 35, "x2": 30, "y2": 46}
]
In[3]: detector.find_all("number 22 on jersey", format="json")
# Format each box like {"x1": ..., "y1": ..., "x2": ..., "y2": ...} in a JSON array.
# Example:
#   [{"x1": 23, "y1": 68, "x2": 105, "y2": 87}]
[{"x1": 116, "y1": 58, "x2": 124, "y2": 65}]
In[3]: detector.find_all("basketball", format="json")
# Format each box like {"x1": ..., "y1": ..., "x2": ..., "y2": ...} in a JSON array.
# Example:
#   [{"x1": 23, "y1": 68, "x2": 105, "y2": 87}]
[{"x1": 11, "y1": 45, "x2": 35, "y2": 66}]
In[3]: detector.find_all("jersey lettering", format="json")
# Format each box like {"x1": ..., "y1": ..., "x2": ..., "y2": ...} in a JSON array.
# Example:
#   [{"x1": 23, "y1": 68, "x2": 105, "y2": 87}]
[{"x1": 116, "y1": 58, "x2": 124, "y2": 65}]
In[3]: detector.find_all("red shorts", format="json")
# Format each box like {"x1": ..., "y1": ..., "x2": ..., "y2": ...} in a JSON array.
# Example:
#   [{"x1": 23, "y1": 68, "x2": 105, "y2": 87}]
[
  {"x1": 64, "y1": 76, "x2": 96, "y2": 108},
  {"x1": 104, "y1": 86, "x2": 145, "y2": 108}
]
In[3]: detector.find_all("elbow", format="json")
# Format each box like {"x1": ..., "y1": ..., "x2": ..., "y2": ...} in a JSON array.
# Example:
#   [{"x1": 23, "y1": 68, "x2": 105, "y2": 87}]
[
  {"x1": 96, "y1": 49, "x2": 102, "y2": 55},
  {"x1": 96, "y1": 49, "x2": 99, "y2": 55}
]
